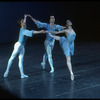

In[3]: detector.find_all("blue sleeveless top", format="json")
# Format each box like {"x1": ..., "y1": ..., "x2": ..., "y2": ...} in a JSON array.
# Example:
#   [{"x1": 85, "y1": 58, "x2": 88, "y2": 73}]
[{"x1": 60, "y1": 32, "x2": 76, "y2": 57}]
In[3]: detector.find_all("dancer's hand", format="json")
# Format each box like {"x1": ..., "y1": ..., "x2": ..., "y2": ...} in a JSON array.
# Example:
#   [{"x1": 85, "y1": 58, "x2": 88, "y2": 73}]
[
  {"x1": 62, "y1": 26, "x2": 67, "y2": 29},
  {"x1": 41, "y1": 30, "x2": 46, "y2": 33},
  {"x1": 24, "y1": 14, "x2": 27, "y2": 18},
  {"x1": 45, "y1": 31, "x2": 49, "y2": 33},
  {"x1": 24, "y1": 14, "x2": 31, "y2": 18},
  {"x1": 27, "y1": 14, "x2": 32, "y2": 17},
  {"x1": 41, "y1": 30, "x2": 46, "y2": 34}
]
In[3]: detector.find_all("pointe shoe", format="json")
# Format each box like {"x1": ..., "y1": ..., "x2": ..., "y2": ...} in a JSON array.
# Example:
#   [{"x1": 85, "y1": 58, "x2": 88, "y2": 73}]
[
  {"x1": 50, "y1": 69, "x2": 54, "y2": 73},
  {"x1": 71, "y1": 73, "x2": 74, "y2": 81},
  {"x1": 21, "y1": 74, "x2": 28, "y2": 78},
  {"x1": 41, "y1": 62, "x2": 45, "y2": 69},
  {"x1": 3, "y1": 72, "x2": 8, "y2": 78}
]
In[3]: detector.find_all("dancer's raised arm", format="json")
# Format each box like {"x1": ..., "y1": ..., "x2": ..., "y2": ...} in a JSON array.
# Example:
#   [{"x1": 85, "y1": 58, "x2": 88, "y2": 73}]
[
  {"x1": 29, "y1": 15, "x2": 37, "y2": 23},
  {"x1": 23, "y1": 14, "x2": 28, "y2": 23},
  {"x1": 34, "y1": 30, "x2": 46, "y2": 34}
]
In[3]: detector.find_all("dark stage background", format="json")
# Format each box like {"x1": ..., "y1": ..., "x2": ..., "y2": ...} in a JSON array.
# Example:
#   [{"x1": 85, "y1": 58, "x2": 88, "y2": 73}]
[{"x1": 0, "y1": 1, "x2": 100, "y2": 43}]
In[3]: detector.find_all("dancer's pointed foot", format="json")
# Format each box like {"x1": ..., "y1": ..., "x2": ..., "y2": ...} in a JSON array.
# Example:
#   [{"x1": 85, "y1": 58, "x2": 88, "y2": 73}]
[
  {"x1": 41, "y1": 62, "x2": 45, "y2": 69},
  {"x1": 50, "y1": 68, "x2": 54, "y2": 73},
  {"x1": 3, "y1": 71, "x2": 9, "y2": 78},
  {"x1": 71, "y1": 73, "x2": 74, "y2": 81},
  {"x1": 21, "y1": 74, "x2": 28, "y2": 78}
]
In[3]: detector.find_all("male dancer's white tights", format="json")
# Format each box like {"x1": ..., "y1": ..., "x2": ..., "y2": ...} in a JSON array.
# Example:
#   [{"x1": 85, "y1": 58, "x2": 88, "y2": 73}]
[
  {"x1": 41, "y1": 40, "x2": 54, "y2": 73},
  {"x1": 4, "y1": 42, "x2": 28, "y2": 78}
]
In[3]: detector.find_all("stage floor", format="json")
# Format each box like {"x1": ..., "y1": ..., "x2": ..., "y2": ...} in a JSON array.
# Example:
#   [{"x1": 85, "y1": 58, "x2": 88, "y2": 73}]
[{"x1": 0, "y1": 40, "x2": 100, "y2": 99}]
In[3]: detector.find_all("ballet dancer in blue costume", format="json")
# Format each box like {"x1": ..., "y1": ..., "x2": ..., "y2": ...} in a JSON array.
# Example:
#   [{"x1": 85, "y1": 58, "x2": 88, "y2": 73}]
[
  {"x1": 3, "y1": 14, "x2": 45, "y2": 78},
  {"x1": 46, "y1": 20, "x2": 76, "y2": 81},
  {"x1": 27, "y1": 14, "x2": 66, "y2": 73}
]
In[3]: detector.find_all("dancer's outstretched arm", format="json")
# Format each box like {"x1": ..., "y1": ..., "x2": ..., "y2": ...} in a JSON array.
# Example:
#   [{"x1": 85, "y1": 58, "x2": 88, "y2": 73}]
[
  {"x1": 48, "y1": 33, "x2": 60, "y2": 41},
  {"x1": 23, "y1": 14, "x2": 28, "y2": 23},
  {"x1": 34, "y1": 30, "x2": 46, "y2": 34},
  {"x1": 30, "y1": 16, "x2": 37, "y2": 23},
  {"x1": 47, "y1": 30, "x2": 66, "y2": 35},
  {"x1": 27, "y1": 14, "x2": 37, "y2": 23}
]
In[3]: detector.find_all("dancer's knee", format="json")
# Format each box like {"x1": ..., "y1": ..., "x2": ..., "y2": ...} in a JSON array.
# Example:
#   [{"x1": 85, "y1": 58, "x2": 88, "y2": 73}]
[
  {"x1": 9, "y1": 55, "x2": 16, "y2": 62},
  {"x1": 19, "y1": 56, "x2": 24, "y2": 62},
  {"x1": 48, "y1": 54, "x2": 52, "y2": 60}
]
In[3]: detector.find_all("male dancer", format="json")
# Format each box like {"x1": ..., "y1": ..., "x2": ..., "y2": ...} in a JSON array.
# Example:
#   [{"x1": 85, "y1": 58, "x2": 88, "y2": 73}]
[
  {"x1": 28, "y1": 15, "x2": 66, "y2": 73},
  {"x1": 3, "y1": 14, "x2": 45, "y2": 78}
]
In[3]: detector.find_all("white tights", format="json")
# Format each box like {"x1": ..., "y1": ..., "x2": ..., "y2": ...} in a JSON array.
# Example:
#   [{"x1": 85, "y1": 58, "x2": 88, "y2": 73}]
[
  {"x1": 66, "y1": 56, "x2": 74, "y2": 81},
  {"x1": 41, "y1": 40, "x2": 54, "y2": 73},
  {"x1": 4, "y1": 42, "x2": 28, "y2": 78}
]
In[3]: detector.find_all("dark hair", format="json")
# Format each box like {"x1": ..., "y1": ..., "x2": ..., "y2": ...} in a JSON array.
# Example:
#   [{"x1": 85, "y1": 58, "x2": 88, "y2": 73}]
[
  {"x1": 66, "y1": 20, "x2": 72, "y2": 26},
  {"x1": 48, "y1": 13, "x2": 55, "y2": 20},
  {"x1": 17, "y1": 18, "x2": 22, "y2": 27}
]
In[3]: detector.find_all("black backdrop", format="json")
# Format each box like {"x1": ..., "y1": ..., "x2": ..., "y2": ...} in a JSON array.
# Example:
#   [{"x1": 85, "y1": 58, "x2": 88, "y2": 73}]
[{"x1": 0, "y1": 1, "x2": 100, "y2": 43}]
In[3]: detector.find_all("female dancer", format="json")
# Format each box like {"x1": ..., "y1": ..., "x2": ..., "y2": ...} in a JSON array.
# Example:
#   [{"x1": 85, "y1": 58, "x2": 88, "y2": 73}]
[{"x1": 46, "y1": 20, "x2": 76, "y2": 81}]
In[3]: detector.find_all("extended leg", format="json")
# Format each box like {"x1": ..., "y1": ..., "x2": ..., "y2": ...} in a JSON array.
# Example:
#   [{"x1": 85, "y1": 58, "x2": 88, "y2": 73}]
[
  {"x1": 41, "y1": 53, "x2": 47, "y2": 69},
  {"x1": 41, "y1": 40, "x2": 48, "y2": 69},
  {"x1": 18, "y1": 47, "x2": 28, "y2": 78},
  {"x1": 66, "y1": 56, "x2": 74, "y2": 81},
  {"x1": 46, "y1": 45, "x2": 54, "y2": 73},
  {"x1": 4, "y1": 43, "x2": 19, "y2": 77}
]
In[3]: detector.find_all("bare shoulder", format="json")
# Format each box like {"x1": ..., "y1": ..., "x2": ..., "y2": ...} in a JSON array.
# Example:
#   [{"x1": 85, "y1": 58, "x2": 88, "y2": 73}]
[{"x1": 64, "y1": 29, "x2": 69, "y2": 35}]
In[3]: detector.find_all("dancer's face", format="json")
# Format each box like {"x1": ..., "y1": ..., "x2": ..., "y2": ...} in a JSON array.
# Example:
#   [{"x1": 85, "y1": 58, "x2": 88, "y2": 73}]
[
  {"x1": 50, "y1": 16, "x2": 55, "y2": 23},
  {"x1": 66, "y1": 20, "x2": 72, "y2": 26},
  {"x1": 21, "y1": 19, "x2": 26, "y2": 27}
]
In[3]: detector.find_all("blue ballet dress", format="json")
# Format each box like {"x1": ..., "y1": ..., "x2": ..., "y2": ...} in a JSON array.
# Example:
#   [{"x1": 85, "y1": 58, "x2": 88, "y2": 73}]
[{"x1": 60, "y1": 32, "x2": 76, "y2": 57}]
